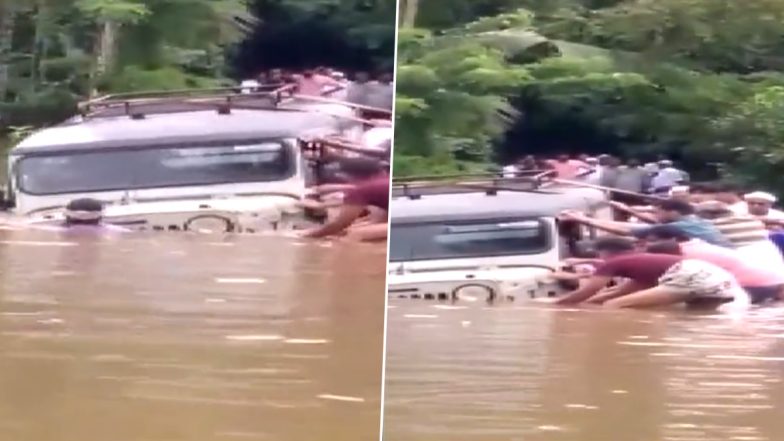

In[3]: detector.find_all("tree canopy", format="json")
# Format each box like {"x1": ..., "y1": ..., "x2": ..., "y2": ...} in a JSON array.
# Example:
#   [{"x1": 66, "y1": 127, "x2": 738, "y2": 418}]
[
  {"x1": 1, "y1": 0, "x2": 396, "y2": 130},
  {"x1": 395, "y1": 0, "x2": 784, "y2": 195}
]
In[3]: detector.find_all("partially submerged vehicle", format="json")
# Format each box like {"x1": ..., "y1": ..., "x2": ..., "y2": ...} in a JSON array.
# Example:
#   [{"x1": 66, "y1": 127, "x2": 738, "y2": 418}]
[
  {"x1": 387, "y1": 174, "x2": 610, "y2": 302},
  {"x1": 1, "y1": 86, "x2": 390, "y2": 233}
]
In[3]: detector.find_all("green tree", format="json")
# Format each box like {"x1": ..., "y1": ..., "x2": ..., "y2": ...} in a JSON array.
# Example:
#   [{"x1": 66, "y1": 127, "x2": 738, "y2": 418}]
[{"x1": 395, "y1": 24, "x2": 531, "y2": 173}]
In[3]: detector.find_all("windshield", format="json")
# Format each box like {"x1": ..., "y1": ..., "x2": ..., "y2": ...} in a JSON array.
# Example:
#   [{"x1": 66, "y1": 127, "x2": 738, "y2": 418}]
[
  {"x1": 16, "y1": 141, "x2": 295, "y2": 195},
  {"x1": 389, "y1": 218, "x2": 551, "y2": 262}
]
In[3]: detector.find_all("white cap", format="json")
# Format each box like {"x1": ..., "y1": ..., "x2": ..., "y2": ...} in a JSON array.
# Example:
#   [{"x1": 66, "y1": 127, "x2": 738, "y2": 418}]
[
  {"x1": 744, "y1": 191, "x2": 777, "y2": 203},
  {"x1": 670, "y1": 186, "x2": 689, "y2": 195}
]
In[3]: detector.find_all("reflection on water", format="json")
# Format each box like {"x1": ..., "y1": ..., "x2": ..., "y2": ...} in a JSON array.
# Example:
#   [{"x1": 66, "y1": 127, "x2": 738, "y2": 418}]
[
  {"x1": 384, "y1": 301, "x2": 784, "y2": 441},
  {"x1": 0, "y1": 229, "x2": 386, "y2": 441}
]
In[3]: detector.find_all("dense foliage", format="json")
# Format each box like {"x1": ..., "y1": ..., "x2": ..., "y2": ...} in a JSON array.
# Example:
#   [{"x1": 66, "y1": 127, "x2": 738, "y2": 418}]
[
  {"x1": 395, "y1": 0, "x2": 784, "y2": 195},
  {"x1": 0, "y1": 0, "x2": 396, "y2": 130}
]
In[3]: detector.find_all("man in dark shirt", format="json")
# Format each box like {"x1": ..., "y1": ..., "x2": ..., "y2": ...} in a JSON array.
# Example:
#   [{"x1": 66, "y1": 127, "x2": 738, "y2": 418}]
[
  {"x1": 556, "y1": 236, "x2": 739, "y2": 309},
  {"x1": 303, "y1": 173, "x2": 389, "y2": 241},
  {"x1": 556, "y1": 237, "x2": 681, "y2": 305}
]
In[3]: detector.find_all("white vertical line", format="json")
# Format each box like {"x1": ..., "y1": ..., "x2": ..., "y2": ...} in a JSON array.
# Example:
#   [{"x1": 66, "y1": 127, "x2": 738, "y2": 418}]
[{"x1": 378, "y1": 0, "x2": 402, "y2": 440}]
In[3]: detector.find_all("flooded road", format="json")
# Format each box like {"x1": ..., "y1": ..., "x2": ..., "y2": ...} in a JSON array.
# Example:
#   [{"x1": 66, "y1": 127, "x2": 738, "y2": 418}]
[
  {"x1": 384, "y1": 301, "x2": 784, "y2": 441},
  {"x1": 0, "y1": 230, "x2": 386, "y2": 441}
]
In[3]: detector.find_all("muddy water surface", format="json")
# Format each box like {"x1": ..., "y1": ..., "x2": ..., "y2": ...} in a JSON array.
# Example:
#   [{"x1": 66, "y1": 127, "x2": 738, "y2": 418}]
[
  {"x1": 384, "y1": 301, "x2": 784, "y2": 441},
  {"x1": 0, "y1": 230, "x2": 386, "y2": 441}
]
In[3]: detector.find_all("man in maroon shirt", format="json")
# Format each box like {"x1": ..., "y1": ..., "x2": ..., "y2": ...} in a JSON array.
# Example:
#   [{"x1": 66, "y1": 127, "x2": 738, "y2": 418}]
[
  {"x1": 302, "y1": 172, "x2": 389, "y2": 241},
  {"x1": 556, "y1": 237, "x2": 739, "y2": 309}
]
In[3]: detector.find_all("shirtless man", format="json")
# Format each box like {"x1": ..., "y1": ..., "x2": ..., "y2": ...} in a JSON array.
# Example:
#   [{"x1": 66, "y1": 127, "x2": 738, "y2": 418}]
[{"x1": 302, "y1": 172, "x2": 389, "y2": 242}]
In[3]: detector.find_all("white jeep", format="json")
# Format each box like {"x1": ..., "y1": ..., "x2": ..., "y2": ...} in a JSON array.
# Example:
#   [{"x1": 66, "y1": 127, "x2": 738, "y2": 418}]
[
  {"x1": 388, "y1": 179, "x2": 609, "y2": 303},
  {"x1": 2, "y1": 89, "x2": 386, "y2": 233}
]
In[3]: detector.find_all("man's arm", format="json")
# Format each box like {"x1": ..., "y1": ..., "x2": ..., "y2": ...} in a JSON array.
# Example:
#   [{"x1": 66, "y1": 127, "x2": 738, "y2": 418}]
[
  {"x1": 608, "y1": 201, "x2": 658, "y2": 224},
  {"x1": 303, "y1": 205, "x2": 364, "y2": 238},
  {"x1": 564, "y1": 212, "x2": 647, "y2": 236},
  {"x1": 555, "y1": 276, "x2": 613, "y2": 305},
  {"x1": 585, "y1": 280, "x2": 645, "y2": 304}
]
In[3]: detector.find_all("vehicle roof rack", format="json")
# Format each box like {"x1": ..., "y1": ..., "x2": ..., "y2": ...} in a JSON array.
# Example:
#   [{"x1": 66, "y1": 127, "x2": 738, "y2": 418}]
[
  {"x1": 392, "y1": 171, "x2": 557, "y2": 199},
  {"x1": 392, "y1": 170, "x2": 666, "y2": 202},
  {"x1": 76, "y1": 85, "x2": 394, "y2": 123},
  {"x1": 543, "y1": 178, "x2": 666, "y2": 202},
  {"x1": 77, "y1": 85, "x2": 293, "y2": 119}
]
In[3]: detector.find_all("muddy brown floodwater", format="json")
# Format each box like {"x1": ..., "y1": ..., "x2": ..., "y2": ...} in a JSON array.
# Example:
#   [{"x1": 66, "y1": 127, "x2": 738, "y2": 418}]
[
  {"x1": 0, "y1": 229, "x2": 386, "y2": 441},
  {"x1": 384, "y1": 301, "x2": 784, "y2": 441}
]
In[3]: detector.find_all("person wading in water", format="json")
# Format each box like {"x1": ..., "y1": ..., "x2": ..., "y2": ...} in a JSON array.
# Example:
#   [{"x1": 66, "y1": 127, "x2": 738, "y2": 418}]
[{"x1": 55, "y1": 199, "x2": 129, "y2": 234}]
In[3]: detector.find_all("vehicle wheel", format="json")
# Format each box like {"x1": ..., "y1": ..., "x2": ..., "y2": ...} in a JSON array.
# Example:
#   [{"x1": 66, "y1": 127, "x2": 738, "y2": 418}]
[
  {"x1": 452, "y1": 284, "x2": 496, "y2": 303},
  {"x1": 184, "y1": 215, "x2": 234, "y2": 233}
]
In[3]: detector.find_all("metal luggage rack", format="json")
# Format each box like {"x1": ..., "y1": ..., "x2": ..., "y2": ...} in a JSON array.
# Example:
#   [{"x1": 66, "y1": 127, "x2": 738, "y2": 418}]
[
  {"x1": 76, "y1": 85, "x2": 394, "y2": 122},
  {"x1": 392, "y1": 170, "x2": 558, "y2": 199},
  {"x1": 392, "y1": 170, "x2": 669, "y2": 203}
]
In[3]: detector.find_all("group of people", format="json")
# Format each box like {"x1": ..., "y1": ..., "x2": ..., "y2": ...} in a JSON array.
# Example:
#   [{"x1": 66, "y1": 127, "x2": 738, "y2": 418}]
[
  {"x1": 236, "y1": 67, "x2": 394, "y2": 242},
  {"x1": 529, "y1": 155, "x2": 784, "y2": 310},
  {"x1": 240, "y1": 67, "x2": 394, "y2": 111},
  {"x1": 504, "y1": 154, "x2": 690, "y2": 197}
]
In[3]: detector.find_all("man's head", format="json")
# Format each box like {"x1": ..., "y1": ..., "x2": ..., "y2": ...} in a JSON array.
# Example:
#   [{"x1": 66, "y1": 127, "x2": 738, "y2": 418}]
[
  {"x1": 355, "y1": 72, "x2": 370, "y2": 83},
  {"x1": 556, "y1": 154, "x2": 569, "y2": 162},
  {"x1": 593, "y1": 236, "x2": 637, "y2": 259},
  {"x1": 654, "y1": 199, "x2": 694, "y2": 223},
  {"x1": 715, "y1": 182, "x2": 744, "y2": 204},
  {"x1": 627, "y1": 158, "x2": 640, "y2": 168},
  {"x1": 744, "y1": 191, "x2": 777, "y2": 216},
  {"x1": 669, "y1": 186, "x2": 691, "y2": 202},
  {"x1": 643, "y1": 162, "x2": 659, "y2": 174},
  {"x1": 303, "y1": 69, "x2": 316, "y2": 78},
  {"x1": 645, "y1": 241, "x2": 683, "y2": 255},
  {"x1": 377, "y1": 72, "x2": 393, "y2": 83},
  {"x1": 64, "y1": 198, "x2": 104, "y2": 226},
  {"x1": 658, "y1": 159, "x2": 673, "y2": 168},
  {"x1": 694, "y1": 200, "x2": 732, "y2": 220},
  {"x1": 639, "y1": 224, "x2": 691, "y2": 245}
]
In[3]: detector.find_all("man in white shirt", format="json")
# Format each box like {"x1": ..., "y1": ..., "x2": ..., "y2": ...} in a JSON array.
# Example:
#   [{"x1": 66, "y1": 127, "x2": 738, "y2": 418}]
[
  {"x1": 502, "y1": 163, "x2": 519, "y2": 178},
  {"x1": 651, "y1": 160, "x2": 688, "y2": 193},
  {"x1": 732, "y1": 191, "x2": 784, "y2": 221}
]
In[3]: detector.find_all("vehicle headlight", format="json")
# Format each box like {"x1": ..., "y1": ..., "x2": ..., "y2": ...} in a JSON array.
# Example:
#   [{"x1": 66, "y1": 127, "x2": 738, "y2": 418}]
[
  {"x1": 452, "y1": 284, "x2": 496, "y2": 302},
  {"x1": 184, "y1": 215, "x2": 234, "y2": 233}
]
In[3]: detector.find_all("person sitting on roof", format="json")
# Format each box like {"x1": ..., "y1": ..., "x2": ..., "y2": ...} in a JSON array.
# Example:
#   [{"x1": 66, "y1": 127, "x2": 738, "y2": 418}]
[
  {"x1": 294, "y1": 69, "x2": 344, "y2": 97},
  {"x1": 546, "y1": 154, "x2": 590, "y2": 180}
]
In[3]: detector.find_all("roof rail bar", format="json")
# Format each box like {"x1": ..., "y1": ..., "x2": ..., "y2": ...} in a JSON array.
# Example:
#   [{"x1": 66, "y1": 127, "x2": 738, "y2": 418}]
[
  {"x1": 76, "y1": 85, "x2": 297, "y2": 120},
  {"x1": 74, "y1": 85, "x2": 394, "y2": 124},
  {"x1": 391, "y1": 173, "x2": 558, "y2": 198},
  {"x1": 281, "y1": 94, "x2": 392, "y2": 119},
  {"x1": 545, "y1": 178, "x2": 666, "y2": 202}
]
